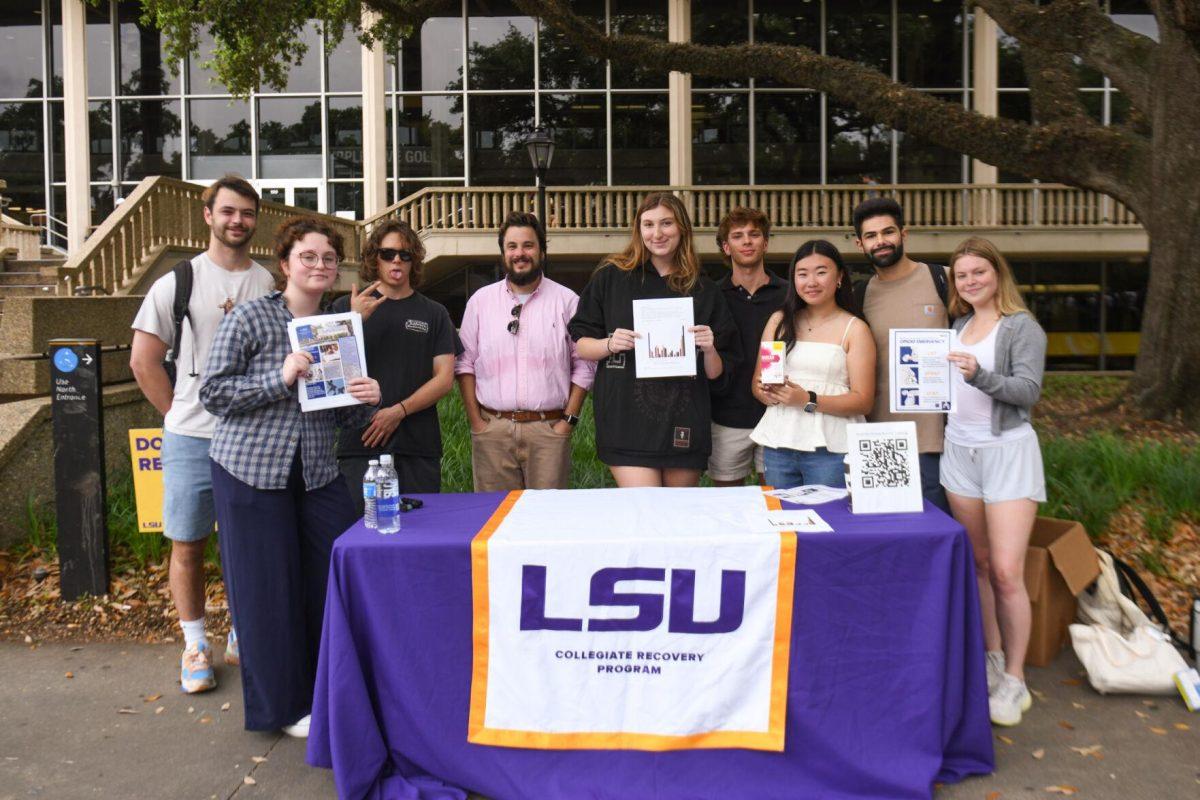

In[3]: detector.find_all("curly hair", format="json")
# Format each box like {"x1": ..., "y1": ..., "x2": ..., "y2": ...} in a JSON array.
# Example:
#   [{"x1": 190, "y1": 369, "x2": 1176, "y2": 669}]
[
  {"x1": 604, "y1": 192, "x2": 700, "y2": 295},
  {"x1": 360, "y1": 219, "x2": 425, "y2": 289},
  {"x1": 272, "y1": 216, "x2": 345, "y2": 290}
]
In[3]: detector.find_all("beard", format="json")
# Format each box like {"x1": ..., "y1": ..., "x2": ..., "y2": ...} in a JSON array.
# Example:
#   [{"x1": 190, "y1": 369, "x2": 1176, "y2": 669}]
[
  {"x1": 867, "y1": 241, "x2": 904, "y2": 269},
  {"x1": 504, "y1": 256, "x2": 543, "y2": 287},
  {"x1": 213, "y1": 222, "x2": 254, "y2": 250}
]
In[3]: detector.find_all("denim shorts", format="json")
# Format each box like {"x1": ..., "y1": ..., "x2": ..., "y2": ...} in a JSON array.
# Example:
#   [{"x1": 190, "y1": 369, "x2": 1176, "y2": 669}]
[{"x1": 160, "y1": 430, "x2": 217, "y2": 543}]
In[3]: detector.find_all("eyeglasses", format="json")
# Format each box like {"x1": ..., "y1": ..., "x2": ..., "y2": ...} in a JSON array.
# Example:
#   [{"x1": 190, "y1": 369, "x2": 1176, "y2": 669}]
[
  {"x1": 378, "y1": 248, "x2": 414, "y2": 263},
  {"x1": 295, "y1": 251, "x2": 340, "y2": 269},
  {"x1": 507, "y1": 303, "x2": 522, "y2": 335}
]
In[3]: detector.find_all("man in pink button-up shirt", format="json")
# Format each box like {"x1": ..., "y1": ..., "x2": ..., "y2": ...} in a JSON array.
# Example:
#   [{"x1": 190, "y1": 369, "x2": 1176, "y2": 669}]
[{"x1": 456, "y1": 212, "x2": 596, "y2": 491}]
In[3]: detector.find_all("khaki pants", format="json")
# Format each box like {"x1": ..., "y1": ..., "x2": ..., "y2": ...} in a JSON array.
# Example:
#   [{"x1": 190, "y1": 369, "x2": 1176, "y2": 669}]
[{"x1": 470, "y1": 416, "x2": 572, "y2": 491}]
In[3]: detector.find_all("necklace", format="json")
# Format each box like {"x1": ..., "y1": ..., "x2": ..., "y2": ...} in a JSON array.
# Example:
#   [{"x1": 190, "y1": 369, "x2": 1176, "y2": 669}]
[{"x1": 802, "y1": 310, "x2": 842, "y2": 333}]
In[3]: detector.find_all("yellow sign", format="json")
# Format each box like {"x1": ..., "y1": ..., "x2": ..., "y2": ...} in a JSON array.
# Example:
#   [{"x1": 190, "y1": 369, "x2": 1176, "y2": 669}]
[{"x1": 128, "y1": 428, "x2": 165, "y2": 534}]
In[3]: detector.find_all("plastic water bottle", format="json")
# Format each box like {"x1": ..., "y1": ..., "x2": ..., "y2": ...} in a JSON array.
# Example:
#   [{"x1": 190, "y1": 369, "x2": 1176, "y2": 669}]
[
  {"x1": 362, "y1": 459, "x2": 380, "y2": 529},
  {"x1": 376, "y1": 454, "x2": 401, "y2": 534}
]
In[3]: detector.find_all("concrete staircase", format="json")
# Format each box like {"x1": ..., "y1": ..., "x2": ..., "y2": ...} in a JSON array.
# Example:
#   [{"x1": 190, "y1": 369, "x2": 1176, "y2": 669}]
[{"x1": 0, "y1": 248, "x2": 64, "y2": 322}]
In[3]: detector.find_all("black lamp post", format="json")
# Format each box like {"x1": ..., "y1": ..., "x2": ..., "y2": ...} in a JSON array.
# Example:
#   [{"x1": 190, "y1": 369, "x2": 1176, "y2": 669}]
[{"x1": 524, "y1": 125, "x2": 555, "y2": 228}]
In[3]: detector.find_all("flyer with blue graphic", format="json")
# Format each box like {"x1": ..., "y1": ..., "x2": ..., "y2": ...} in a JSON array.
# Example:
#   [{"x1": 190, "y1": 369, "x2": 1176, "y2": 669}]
[{"x1": 286, "y1": 311, "x2": 368, "y2": 412}]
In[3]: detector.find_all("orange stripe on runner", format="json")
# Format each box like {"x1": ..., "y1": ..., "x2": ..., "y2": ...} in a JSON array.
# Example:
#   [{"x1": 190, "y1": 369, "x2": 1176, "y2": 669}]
[{"x1": 467, "y1": 490, "x2": 522, "y2": 739}]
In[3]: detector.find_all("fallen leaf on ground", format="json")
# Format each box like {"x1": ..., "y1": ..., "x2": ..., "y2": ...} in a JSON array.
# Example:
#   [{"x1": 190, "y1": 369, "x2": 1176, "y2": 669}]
[
  {"x1": 187, "y1": 706, "x2": 194, "y2": 714},
  {"x1": 1149, "y1": 727, "x2": 1168, "y2": 735},
  {"x1": 243, "y1": 776, "x2": 256, "y2": 786},
  {"x1": 1174, "y1": 723, "x2": 1190, "y2": 731},
  {"x1": 1032, "y1": 748, "x2": 1045, "y2": 760},
  {"x1": 1060, "y1": 679, "x2": 1081, "y2": 686},
  {"x1": 1071, "y1": 702, "x2": 1086, "y2": 710},
  {"x1": 987, "y1": 792, "x2": 1001, "y2": 800},
  {"x1": 199, "y1": 715, "x2": 212, "y2": 724},
  {"x1": 221, "y1": 702, "x2": 231, "y2": 711},
  {"x1": 1044, "y1": 786, "x2": 1078, "y2": 795},
  {"x1": 1058, "y1": 721, "x2": 1075, "y2": 730},
  {"x1": 997, "y1": 735, "x2": 1014, "y2": 745},
  {"x1": 1070, "y1": 745, "x2": 1103, "y2": 758},
  {"x1": 155, "y1": 707, "x2": 164, "y2": 715},
  {"x1": 23, "y1": 635, "x2": 32, "y2": 644},
  {"x1": 1142, "y1": 700, "x2": 1158, "y2": 708},
  {"x1": 251, "y1": 756, "x2": 267, "y2": 763},
  {"x1": 64, "y1": 672, "x2": 73, "y2": 679},
  {"x1": 117, "y1": 708, "x2": 138, "y2": 715},
  {"x1": 144, "y1": 693, "x2": 161, "y2": 702},
  {"x1": 1135, "y1": 710, "x2": 1150, "y2": 719}
]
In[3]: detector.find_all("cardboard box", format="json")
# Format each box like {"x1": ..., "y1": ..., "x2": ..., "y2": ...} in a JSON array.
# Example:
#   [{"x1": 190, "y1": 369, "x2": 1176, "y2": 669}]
[{"x1": 1023, "y1": 517, "x2": 1101, "y2": 667}]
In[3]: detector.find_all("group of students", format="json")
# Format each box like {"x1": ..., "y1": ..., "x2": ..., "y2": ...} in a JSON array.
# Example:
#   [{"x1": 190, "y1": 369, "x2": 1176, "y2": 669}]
[{"x1": 130, "y1": 175, "x2": 1047, "y2": 740}]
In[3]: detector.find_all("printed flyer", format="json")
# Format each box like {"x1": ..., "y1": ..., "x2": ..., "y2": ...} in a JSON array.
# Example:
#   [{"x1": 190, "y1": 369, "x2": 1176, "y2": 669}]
[
  {"x1": 888, "y1": 328, "x2": 956, "y2": 413},
  {"x1": 287, "y1": 311, "x2": 368, "y2": 412},
  {"x1": 632, "y1": 297, "x2": 696, "y2": 379}
]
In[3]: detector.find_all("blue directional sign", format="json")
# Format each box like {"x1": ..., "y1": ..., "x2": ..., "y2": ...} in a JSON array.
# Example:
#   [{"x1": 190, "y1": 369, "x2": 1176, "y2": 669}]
[{"x1": 53, "y1": 347, "x2": 79, "y2": 373}]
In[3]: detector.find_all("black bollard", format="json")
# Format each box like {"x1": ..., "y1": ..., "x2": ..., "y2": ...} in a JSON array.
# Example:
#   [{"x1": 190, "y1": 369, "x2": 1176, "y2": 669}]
[{"x1": 49, "y1": 338, "x2": 108, "y2": 600}]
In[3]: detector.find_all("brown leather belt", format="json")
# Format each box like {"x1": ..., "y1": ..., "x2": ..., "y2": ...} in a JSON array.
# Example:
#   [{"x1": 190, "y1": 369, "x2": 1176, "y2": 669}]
[{"x1": 482, "y1": 407, "x2": 564, "y2": 423}]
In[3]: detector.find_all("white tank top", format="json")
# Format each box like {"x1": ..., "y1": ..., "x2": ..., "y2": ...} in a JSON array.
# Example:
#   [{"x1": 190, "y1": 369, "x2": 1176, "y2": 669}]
[
  {"x1": 946, "y1": 321, "x2": 1032, "y2": 447},
  {"x1": 750, "y1": 318, "x2": 864, "y2": 453}
]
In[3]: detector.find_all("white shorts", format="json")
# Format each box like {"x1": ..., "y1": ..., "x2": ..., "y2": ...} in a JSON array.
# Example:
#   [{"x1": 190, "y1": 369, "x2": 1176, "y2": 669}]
[
  {"x1": 940, "y1": 430, "x2": 1046, "y2": 504},
  {"x1": 708, "y1": 423, "x2": 764, "y2": 482}
]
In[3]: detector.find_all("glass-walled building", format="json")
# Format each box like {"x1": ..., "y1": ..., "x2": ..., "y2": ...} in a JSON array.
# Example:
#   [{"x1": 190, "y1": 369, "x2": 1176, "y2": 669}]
[{"x1": 0, "y1": 0, "x2": 1155, "y2": 369}]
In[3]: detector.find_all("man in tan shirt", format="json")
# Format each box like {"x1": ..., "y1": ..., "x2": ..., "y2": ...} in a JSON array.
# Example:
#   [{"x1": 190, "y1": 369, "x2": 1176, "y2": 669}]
[{"x1": 853, "y1": 197, "x2": 950, "y2": 511}]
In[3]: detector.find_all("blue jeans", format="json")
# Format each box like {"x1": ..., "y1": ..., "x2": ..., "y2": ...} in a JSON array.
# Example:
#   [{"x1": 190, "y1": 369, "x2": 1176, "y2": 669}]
[
  {"x1": 919, "y1": 452, "x2": 949, "y2": 512},
  {"x1": 762, "y1": 447, "x2": 846, "y2": 489}
]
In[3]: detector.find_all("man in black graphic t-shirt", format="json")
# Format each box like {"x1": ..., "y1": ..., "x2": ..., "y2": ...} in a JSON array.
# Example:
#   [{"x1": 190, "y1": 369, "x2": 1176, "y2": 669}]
[{"x1": 333, "y1": 220, "x2": 461, "y2": 512}]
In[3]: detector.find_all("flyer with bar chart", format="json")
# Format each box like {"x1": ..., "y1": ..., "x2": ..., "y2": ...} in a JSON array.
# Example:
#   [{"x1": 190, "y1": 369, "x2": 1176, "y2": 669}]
[{"x1": 632, "y1": 297, "x2": 696, "y2": 379}]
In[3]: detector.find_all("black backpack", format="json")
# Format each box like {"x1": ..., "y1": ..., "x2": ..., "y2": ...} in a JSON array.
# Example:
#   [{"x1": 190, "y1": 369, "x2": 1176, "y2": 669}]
[
  {"x1": 162, "y1": 260, "x2": 195, "y2": 387},
  {"x1": 854, "y1": 262, "x2": 949, "y2": 318}
]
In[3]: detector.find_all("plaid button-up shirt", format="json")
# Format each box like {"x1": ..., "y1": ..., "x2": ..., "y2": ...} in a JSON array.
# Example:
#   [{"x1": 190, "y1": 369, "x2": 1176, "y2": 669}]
[{"x1": 200, "y1": 291, "x2": 375, "y2": 491}]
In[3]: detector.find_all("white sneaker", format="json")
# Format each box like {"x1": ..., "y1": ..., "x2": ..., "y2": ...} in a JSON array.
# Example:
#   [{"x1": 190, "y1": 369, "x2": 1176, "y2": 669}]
[
  {"x1": 282, "y1": 714, "x2": 311, "y2": 738},
  {"x1": 989, "y1": 674, "x2": 1031, "y2": 726},
  {"x1": 985, "y1": 651, "x2": 1006, "y2": 696}
]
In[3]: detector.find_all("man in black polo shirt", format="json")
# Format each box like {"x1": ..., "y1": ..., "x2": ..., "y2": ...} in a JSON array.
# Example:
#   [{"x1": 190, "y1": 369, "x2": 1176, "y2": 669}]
[
  {"x1": 709, "y1": 208, "x2": 788, "y2": 486},
  {"x1": 334, "y1": 219, "x2": 461, "y2": 513}
]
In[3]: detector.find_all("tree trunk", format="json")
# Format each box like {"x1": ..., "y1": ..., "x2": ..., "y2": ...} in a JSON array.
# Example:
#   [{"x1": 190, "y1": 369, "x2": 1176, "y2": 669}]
[{"x1": 1131, "y1": 26, "x2": 1200, "y2": 428}]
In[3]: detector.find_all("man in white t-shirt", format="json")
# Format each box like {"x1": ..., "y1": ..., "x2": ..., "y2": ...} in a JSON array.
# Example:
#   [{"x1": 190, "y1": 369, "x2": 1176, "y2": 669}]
[{"x1": 130, "y1": 175, "x2": 275, "y2": 693}]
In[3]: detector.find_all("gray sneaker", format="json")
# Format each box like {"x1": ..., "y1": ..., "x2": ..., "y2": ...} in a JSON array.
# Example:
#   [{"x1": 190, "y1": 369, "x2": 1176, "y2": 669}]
[
  {"x1": 989, "y1": 674, "x2": 1031, "y2": 726},
  {"x1": 985, "y1": 651, "x2": 1006, "y2": 696}
]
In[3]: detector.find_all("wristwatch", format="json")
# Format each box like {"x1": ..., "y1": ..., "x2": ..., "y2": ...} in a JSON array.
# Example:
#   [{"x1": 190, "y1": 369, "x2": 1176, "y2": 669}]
[
  {"x1": 803, "y1": 391, "x2": 818, "y2": 413},
  {"x1": 563, "y1": 413, "x2": 581, "y2": 427}
]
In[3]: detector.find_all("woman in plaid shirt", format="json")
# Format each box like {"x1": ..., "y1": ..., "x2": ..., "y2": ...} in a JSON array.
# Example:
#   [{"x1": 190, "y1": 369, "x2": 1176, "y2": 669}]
[{"x1": 200, "y1": 217, "x2": 380, "y2": 737}]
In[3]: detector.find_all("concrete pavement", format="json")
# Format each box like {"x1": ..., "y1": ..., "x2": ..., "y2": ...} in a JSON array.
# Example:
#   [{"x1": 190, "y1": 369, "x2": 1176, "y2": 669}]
[{"x1": 1, "y1": 640, "x2": 1195, "y2": 799}]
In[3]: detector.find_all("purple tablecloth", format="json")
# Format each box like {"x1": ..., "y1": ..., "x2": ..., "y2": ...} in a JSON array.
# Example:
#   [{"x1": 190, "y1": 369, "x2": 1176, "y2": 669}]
[{"x1": 307, "y1": 492, "x2": 994, "y2": 800}]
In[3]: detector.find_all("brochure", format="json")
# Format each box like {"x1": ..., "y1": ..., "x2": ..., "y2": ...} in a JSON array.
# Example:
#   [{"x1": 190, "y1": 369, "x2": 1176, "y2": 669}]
[
  {"x1": 632, "y1": 297, "x2": 696, "y2": 379},
  {"x1": 759, "y1": 341, "x2": 786, "y2": 385},
  {"x1": 764, "y1": 485, "x2": 849, "y2": 505},
  {"x1": 746, "y1": 508, "x2": 834, "y2": 534},
  {"x1": 889, "y1": 328, "x2": 956, "y2": 413},
  {"x1": 286, "y1": 311, "x2": 368, "y2": 412}
]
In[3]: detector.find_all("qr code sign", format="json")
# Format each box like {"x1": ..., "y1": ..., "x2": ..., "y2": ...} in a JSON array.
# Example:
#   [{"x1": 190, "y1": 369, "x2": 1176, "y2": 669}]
[{"x1": 857, "y1": 437, "x2": 911, "y2": 489}]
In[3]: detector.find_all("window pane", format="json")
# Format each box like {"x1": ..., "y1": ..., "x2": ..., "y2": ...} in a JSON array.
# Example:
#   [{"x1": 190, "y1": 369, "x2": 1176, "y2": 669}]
[
  {"x1": 542, "y1": 93, "x2": 606, "y2": 185},
  {"x1": 327, "y1": 26, "x2": 361, "y2": 92},
  {"x1": 468, "y1": 94, "x2": 534, "y2": 184},
  {"x1": 539, "y1": 1, "x2": 605, "y2": 90},
  {"x1": 611, "y1": 0, "x2": 668, "y2": 89},
  {"x1": 51, "y1": 101, "x2": 64, "y2": 181},
  {"x1": 328, "y1": 97, "x2": 363, "y2": 179},
  {"x1": 1080, "y1": 90, "x2": 1103, "y2": 124},
  {"x1": 119, "y1": 99, "x2": 182, "y2": 180},
  {"x1": 400, "y1": 16, "x2": 464, "y2": 92},
  {"x1": 826, "y1": 0, "x2": 891, "y2": 77},
  {"x1": 0, "y1": 101, "x2": 45, "y2": 220},
  {"x1": 258, "y1": 97, "x2": 322, "y2": 179},
  {"x1": 90, "y1": 101, "x2": 113, "y2": 181},
  {"x1": 467, "y1": 1, "x2": 534, "y2": 91},
  {"x1": 1110, "y1": 91, "x2": 1131, "y2": 125},
  {"x1": 753, "y1": 2, "x2": 820, "y2": 89},
  {"x1": 1019, "y1": 260, "x2": 1101, "y2": 370},
  {"x1": 997, "y1": 27, "x2": 1025, "y2": 88},
  {"x1": 611, "y1": 93, "x2": 668, "y2": 184},
  {"x1": 280, "y1": 22, "x2": 322, "y2": 93},
  {"x1": 897, "y1": 92, "x2": 964, "y2": 183},
  {"x1": 1104, "y1": 259, "x2": 1147, "y2": 370},
  {"x1": 118, "y1": 8, "x2": 179, "y2": 95},
  {"x1": 188, "y1": 98, "x2": 252, "y2": 178},
  {"x1": 692, "y1": 1, "x2": 748, "y2": 89},
  {"x1": 997, "y1": 91, "x2": 1030, "y2": 183},
  {"x1": 692, "y1": 93, "x2": 748, "y2": 185},
  {"x1": 396, "y1": 94, "x2": 464, "y2": 178},
  {"x1": 331, "y1": 182, "x2": 364, "y2": 219},
  {"x1": 827, "y1": 101, "x2": 891, "y2": 184},
  {"x1": 50, "y1": 3, "x2": 62, "y2": 97},
  {"x1": 0, "y1": 1, "x2": 45, "y2": 99},
  {"x1": 1110, "y1": 0, "x2": 1158, "y2": 42},
  {"x1": 87, "y1": 4, "x2": 112, "y2": 97},
  {"x1": 188, "y1": 31, "x2": 234, "y2": 94},
  {"x1": 91, "y1": 184, "x2": 114, "y2": 228},
  {"x1": 754, "y1": 92, "x2": 820, "y2": 184},
  {"x1": 897, "y1": 1, "x2": 963, "y2": 89}
]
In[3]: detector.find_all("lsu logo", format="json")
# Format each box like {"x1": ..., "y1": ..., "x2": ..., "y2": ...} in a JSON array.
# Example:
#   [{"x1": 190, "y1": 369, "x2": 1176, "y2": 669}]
[{"x1": 519, "y1": 565, "x2": 746, "y2": 634}]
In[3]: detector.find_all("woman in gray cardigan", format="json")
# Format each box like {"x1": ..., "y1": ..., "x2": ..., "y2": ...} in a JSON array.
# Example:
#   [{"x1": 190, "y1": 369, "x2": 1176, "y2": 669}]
[{"x1": 942, "y1": 236, "x2": 1047, "y2": 729}]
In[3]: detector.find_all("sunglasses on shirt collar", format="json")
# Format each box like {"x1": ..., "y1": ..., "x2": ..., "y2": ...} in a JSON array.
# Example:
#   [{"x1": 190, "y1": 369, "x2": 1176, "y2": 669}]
[
  {"x1": 377, "y1": 248, "x2": 414, "y2": 263},
  {"x1": 507, "y1": 303, "x2": 522, "y2": 335}
]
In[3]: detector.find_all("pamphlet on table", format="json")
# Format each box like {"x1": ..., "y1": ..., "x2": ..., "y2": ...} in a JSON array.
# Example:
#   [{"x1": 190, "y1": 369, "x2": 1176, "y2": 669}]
[
  {"x1": 845, "y1": 421, "x2": 924, "y2": 514},
  {"x1": 749, "y1": 509, "x2": 834, "y2": 534},
  {"x1": 286, "y1": 311, "x2": 368, "y2": 412},
  {"x1": 632, "y1": 297, "x2": 696, "y2": 378},
  {"x1": 764, "y1": 485, "x2": 849, "y2": 505},
  {"x1": 889, "y1": 328, "x2": 956, "y2": 413}
]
